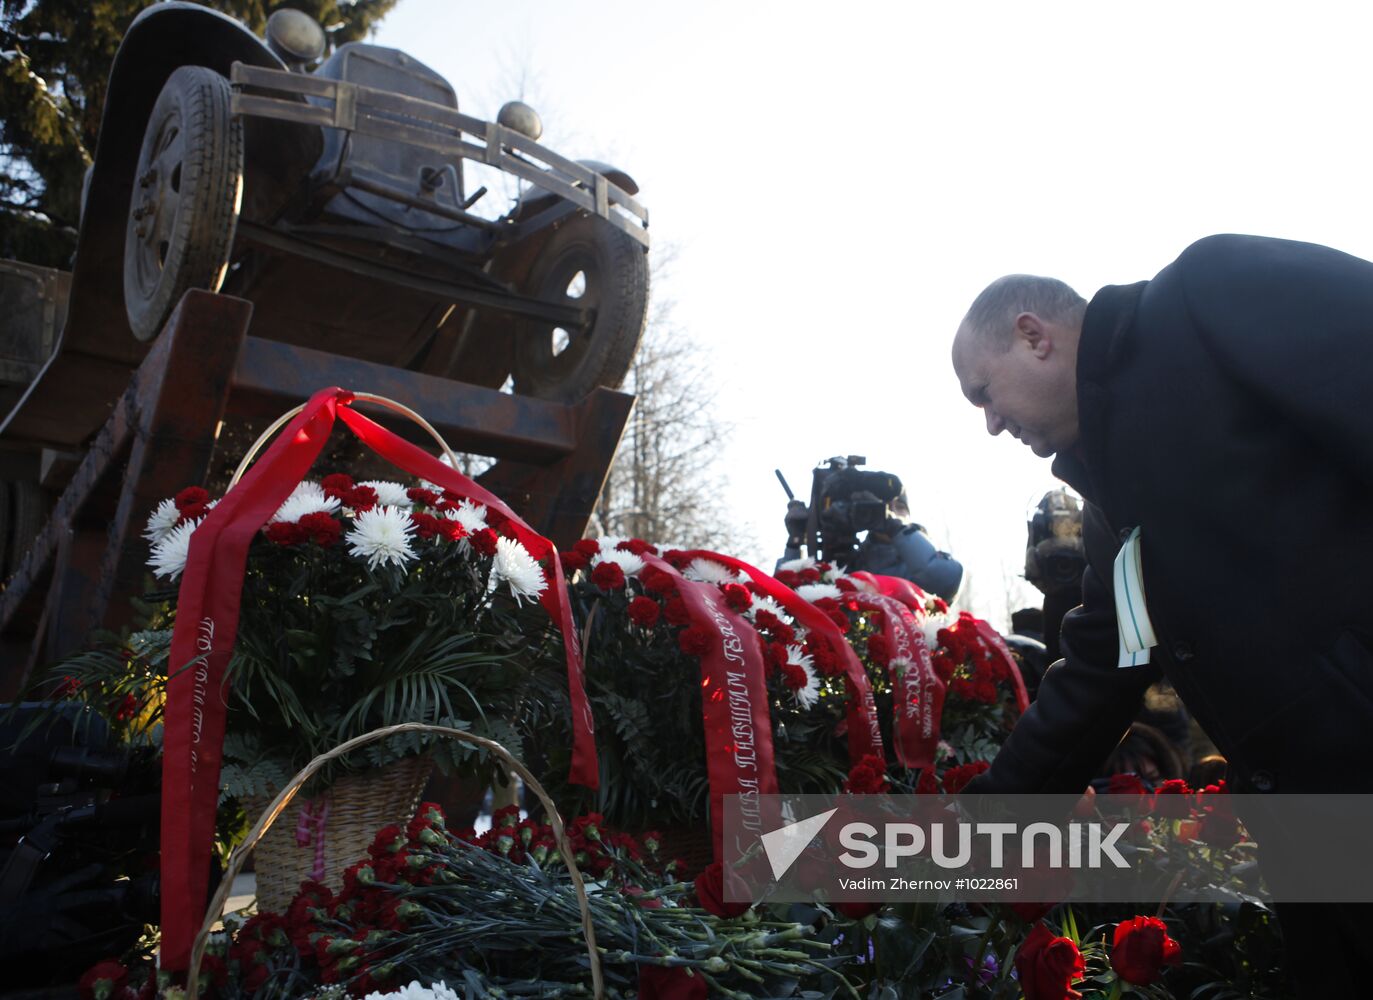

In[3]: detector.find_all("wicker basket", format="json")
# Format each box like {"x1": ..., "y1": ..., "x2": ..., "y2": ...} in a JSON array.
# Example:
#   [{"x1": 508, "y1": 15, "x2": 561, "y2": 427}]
[{"x1": 246, "y1": 752, "x2": 433, "y2": 914}]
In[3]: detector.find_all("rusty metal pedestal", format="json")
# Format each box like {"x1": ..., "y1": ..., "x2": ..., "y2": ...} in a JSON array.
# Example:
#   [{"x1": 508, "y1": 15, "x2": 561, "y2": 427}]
[{"x1": 0, "y1": 290, "x2": 632, "y2": 697}]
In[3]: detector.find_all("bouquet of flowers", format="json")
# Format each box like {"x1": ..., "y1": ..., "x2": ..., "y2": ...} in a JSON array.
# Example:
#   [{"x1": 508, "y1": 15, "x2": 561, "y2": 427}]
[{"x1": 129, "y1": 476, "x2": 555, "y2": 792}]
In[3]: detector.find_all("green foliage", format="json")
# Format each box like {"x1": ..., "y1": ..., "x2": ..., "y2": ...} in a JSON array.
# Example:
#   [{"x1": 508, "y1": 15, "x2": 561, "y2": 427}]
[{"x1": 0, "y1": 0, "x2": 398, "y2": 263}]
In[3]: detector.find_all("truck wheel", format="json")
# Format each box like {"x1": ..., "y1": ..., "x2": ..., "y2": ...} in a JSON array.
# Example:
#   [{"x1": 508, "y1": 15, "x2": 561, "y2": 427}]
[
  {"x1": 123, "y1": 66, "x2": 244, "y2": 342},
  {"x1": 509, "y1": 216, "x2": 649, "y2": 402},
  {"x1": 0, "y1": 479, "x2": 49, "y2": 580}
]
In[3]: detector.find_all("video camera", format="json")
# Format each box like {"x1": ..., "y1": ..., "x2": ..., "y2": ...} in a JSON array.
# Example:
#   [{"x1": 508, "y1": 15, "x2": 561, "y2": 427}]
[{"x1": 779, "y1": 455, "x2": 905, "y2": 569}]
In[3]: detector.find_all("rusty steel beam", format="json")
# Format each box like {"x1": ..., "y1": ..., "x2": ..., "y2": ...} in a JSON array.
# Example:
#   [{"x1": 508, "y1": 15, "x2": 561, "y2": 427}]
[
  {"x1": 227, "y1": 336, "x2": 581, "y2": 462},
  {"x1": 0, "y1": 291, "x2": 251, "y2": 697}
]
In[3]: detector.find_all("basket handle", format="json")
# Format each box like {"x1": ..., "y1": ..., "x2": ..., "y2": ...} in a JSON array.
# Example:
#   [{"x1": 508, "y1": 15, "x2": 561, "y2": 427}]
[
  {"x1": 229, "y1": 392, "x2": 461, "y2": 490},
  {"x1": 189, "y1": 723, "x2": 604, "y2": 1000}
]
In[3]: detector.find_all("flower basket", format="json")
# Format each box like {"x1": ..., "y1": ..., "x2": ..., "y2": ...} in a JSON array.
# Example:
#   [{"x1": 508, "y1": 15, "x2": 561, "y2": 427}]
[
  {"x1": 245, "y1": 751, "x2": 434, "y2": 914},
  {"x1": 191, "y1": 723, "x2": 603, "y2": 1000}
]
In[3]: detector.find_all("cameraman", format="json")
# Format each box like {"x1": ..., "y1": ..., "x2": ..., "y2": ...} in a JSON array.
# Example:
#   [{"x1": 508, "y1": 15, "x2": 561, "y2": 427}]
[{"x1": 782, "y1": 491, "x2": 964, "y2": 603}]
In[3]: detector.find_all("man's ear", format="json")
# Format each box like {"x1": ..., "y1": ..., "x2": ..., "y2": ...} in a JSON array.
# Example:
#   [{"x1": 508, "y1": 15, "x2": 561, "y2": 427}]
[{"x1": 1014, "y1": 312, "x2": 1052, "y2": 358}]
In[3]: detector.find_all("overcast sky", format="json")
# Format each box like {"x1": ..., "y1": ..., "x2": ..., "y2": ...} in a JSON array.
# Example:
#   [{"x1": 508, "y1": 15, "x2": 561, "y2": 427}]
[{"x1": 375, "y1": 1, "x2": 1373, "y2": 628}]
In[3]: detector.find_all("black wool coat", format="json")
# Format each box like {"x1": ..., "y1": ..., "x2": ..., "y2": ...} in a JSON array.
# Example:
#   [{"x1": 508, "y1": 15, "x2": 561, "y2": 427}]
[{"x1": 971, "y1": 234, "x2": 1373, "y2": 797}]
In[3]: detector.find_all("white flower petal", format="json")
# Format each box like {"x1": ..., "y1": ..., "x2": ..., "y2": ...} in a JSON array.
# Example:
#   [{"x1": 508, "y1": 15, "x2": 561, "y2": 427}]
[
  {"x1": 148, "y1": 518, "x2": 201, "y2": 580},
  {"x1": 795, "y1": 582, "x2": 843, "y2": 603},
  {"x1": 143, "y1": 498, "x2": 181, "y2": 544},
  {"x1": 590, "y1": 548, "x2": 644, "y2": 577},
  {"x1": 345, "y1": 505, "x2": 418, "y2": 570},
  {"x1": 360, "y1": 480, "x2": 413, "y2": 508},
  {"x1": 271, "y1": 481, "x2": 341, "y2": 523},
  {"x1": 683, "y1": 557, "x2": 741, "y2": 585},
  {"x1": 777, "y1": 556, "x2": 817, "y2": 573},
  {"x1": 489, "y1": 536, "x2": 547, "y2": 605}
]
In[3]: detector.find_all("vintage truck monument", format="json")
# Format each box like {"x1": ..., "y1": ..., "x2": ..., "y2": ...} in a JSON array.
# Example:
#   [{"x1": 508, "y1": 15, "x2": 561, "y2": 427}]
[{"x1": 0, "y1": 4, "x2": 650, "y2": 693}]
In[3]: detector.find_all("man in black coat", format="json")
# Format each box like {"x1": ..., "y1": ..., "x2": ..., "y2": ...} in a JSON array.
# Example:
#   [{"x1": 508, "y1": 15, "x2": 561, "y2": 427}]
[{"x1": 950, "y1": 234, "x2": 1373, "y2": 996}]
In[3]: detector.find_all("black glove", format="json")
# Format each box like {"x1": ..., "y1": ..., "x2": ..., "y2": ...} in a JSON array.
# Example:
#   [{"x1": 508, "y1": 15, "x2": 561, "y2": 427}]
[{"x1": 784, "y1": 501, "x2": 809, "y2": 549}]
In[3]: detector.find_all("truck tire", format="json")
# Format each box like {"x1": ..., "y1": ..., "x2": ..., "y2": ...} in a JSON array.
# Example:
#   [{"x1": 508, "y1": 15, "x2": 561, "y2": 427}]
[
  {"x1": 123, "y1": 66, "x2": 244, "y2": 342},
  {"x1": 508, "y1": 215, "x2": 649, "y2": 402},
  {"x1": 1, "y1": 479, "x2": 49, "y2": 579}
]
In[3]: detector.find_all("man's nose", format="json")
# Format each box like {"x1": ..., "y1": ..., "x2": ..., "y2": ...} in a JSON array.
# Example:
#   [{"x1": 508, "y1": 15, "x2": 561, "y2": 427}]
[{"x1": 984, "y1": 409, "x2": 1005, "y2": 435}]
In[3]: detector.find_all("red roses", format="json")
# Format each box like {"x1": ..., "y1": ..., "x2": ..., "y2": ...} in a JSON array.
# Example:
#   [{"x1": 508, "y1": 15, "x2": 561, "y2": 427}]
[
  {"x1": 1110, "y1": 915, "x2": 1181, "y2": 985},
  {"x1": 692, "y1": 860, "x2": 750, "y2": 918},
  {"x1": 1015, "y1": 923, "x2": 1085, "y2": 1000}
]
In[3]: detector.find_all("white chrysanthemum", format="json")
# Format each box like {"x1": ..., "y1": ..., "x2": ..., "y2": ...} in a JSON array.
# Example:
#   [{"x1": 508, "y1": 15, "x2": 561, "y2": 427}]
[
  {"x1": 360, "y1": 480, "x2": 413, "y2": 508},
  {"x1": 271, "y1": 481, "x2": 340, "y2": 523},
  {"x1": 345, "y1": 505, "x2": 418, "y2": 570},
  {"x1": 783, "y1": 645, "x2": 820, "y2": 708},
  {"x1": 746, "y1": 594, "x2": 791, "y2": 625},
  {"x1": 795, "y1": 582, "x2": 843, "y2": 603},
  {"x1": 777, "y1": 556, "x2": 816, "y2": 573},
  {"x1": 148, "y1": 518, "x2": 200, "y2": 580},
  {"x1": 684, "y1": 557, "x2": 740, "y2": 585},
  {"x1": 591, "y1": 547, "x2": 644, "y2": 577},
  {"x1": 595, "y1": 534, "x2": 629, "y2": 553},
  {"x1": 489, "y1": 536, "x2": 547, "y2": 605},
  {"x1": 822, "y1": 567, "x2": 850, "y2": 585},
  {"x1": 143, "y1": 498, "x2": 181, "y2": 544},
  {"x1": 363, "y1": 982, "x2": 460, "y2": 1000},
  {"x1": 445, "y1": 498, "x2": 488, "y2": 535}
]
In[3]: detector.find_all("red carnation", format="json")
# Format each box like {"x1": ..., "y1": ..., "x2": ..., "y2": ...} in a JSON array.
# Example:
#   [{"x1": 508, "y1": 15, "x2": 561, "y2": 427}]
[
  {"x1": 409, "y1": 511, "x2": 441, "y2": 540},
  {"x1": 174, "y1": 486, "x2": 209, "y2": 512},
  {"x1": 835, "y1": 900, "x2": 883, "y2": 920},
  {"x1": 677, "y1": 624, "x2": 713, "y2": 656},
  {"x1": 835, "y1": 577, "x2": 857, "y2": 592},
  {"x1": 640, "y1": 566, "x2": 677, "y2": 595},
  {"x1": 942, "y1": 760, "x2": 990, "y2": 794},
  {"x1": 470, "y1": 527, "x2": 499, "y2": 557},
  {"x1": 775, "y1": 569, "x2": 802, "y2": 588},
  {"x1": 915, "y1": 768, "x2": 940, "y2": 794},
  {"x1": 765, "y1": 641, "x2": 789, "y2": 672},
  {"x1": 844, "y1": 754, "x2": 890, "y2": 794},
  {"x1": 693, "y1": 860, "x2": 750, "y2": 918},
  {"x1": 407, "y1": 487, "x2": 440, "y2": 507},
  {"x1": 866, "y1": 634, "x2": 893, "y2": 666},
  {"x1": 299, "y1": 511, "x2": 342, "y2": 546},
  {"x1": 591, "y1": 561, "x2": 626, "y2": 590},
  {"x1": 617, "y1": 538, "x2": 658, "y2": 555},
  {"x1": 807, "y1": 639, "x2": 841, "y2": 676},
  {"x1": 628, "y1": 595, "x2": 661, "y2": 627},
  {"x1": 321, "y1": 473, "x2": 355, "y2": 499},
  {"x1": 573, "y1": 538, "x2": 600, "y2": 557},
  {"x1": 345, "y1": 484, "x2": 379, "y2": 512},
  {"x1": 1015, "y1": 922, "x2": 1086, "y2": 1000},
  {"x1": 1111, "y1": 915, "x2": 1182, "y2": 985},
  {"x1": 781, "y1": 662, "x2": 808, "y2": 690},
  {"x1": 800, "y1": 567, "x2": 821, "y2": 583},
  {"x1": 560, "y1": 550, "x2": 589, "y2": 574},
  {"x1": 265, "y1": 521, "x2": 307, "y2": 546},
  {"x1": 720, "y1": 582, "x2": 752, "y2": 611},
  {"x1": 663, "y1": 549, "x2": 690, "y2": 569},
  {"x1": 664, "y1": 596, "x2": 691, "y2": 626},
  {"x1": 1152, "y1": 778, "x2": 1194, "y2": 818}
]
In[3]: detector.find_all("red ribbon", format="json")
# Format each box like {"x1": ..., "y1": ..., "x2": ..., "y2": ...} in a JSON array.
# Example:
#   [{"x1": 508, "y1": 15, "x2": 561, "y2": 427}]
[
  {"x1": 158, "y1": 388, "x2": 596, "y2": 971},
  {"x1": 640, "y1": 553, "x2": 778, "y2": 860},
  {"x1": 675, "y1": 551, "x2": 885, "y2": 765},
  {"x1": 972, "y1": 618, "x2": 1031, "y2": 714},
  {"x1": 848, "y1": 592, "x2": 944, "y2": 769},
  {"x1": 849, "y1": 571, "x2": 928, "y2": 612}
]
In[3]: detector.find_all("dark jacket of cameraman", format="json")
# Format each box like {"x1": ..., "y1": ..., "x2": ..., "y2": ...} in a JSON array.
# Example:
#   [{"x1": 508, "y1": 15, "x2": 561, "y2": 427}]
[{"x1": 970, "y1": 234, "x2": 1373, "y2": 800}]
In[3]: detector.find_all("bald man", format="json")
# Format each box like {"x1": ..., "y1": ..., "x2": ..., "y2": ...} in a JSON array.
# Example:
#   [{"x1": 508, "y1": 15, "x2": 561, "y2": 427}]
[{"x1": 951, "y1": 234, "x2": 1373, "y2": 997}]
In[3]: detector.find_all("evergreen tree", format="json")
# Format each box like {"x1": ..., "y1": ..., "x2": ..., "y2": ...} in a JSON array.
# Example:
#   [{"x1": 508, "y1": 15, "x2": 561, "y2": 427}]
[{"x1": 0, "y1": 0, "x2": 398, "y2": 266}]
